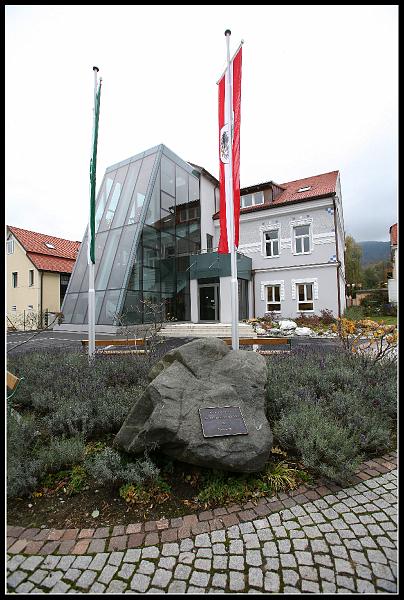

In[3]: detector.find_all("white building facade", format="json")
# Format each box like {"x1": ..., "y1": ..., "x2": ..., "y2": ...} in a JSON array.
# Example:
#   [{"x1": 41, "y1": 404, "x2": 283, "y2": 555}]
[{"x1": 59, "y1": 145, "x2": 346, "y2": 332}]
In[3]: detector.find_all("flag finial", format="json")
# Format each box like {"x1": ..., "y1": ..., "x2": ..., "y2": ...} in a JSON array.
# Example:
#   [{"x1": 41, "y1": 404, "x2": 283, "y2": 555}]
[
  {"x1": 93, "y1": 66, "x2": 99, "y2": 72},
  {"x1": 225, "y1": 29, "x2": 231, "y2": 36}
]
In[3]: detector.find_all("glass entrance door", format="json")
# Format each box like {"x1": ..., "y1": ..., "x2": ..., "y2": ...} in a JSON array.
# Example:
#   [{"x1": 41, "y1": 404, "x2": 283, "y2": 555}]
[{"x1": 199, "y1": 284, "x2": 219, "y2": 322}]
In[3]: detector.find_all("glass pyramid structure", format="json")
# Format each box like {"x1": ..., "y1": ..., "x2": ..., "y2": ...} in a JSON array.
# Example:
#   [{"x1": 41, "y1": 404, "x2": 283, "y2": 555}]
[{"x1": 61, "y1": 145, "x2": 201, "y2": 326}]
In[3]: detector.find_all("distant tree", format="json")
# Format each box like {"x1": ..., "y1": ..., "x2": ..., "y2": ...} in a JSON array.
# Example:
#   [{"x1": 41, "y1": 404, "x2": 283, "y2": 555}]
[
  {"x1": 344, "y1": 235, "x2": 363, "y2": 286},
  {"x1": 362, "y1": 261, "x2": 388, "y2": 289}
]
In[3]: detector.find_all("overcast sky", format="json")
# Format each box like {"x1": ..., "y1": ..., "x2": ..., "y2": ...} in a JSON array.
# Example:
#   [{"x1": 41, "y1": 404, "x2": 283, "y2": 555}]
[{"x1": 6, "y1": 5, "x2": 398, "y2": 243}]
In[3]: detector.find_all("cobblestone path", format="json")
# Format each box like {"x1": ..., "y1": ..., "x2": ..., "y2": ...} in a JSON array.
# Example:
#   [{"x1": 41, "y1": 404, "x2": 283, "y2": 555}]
[{"x1": 7, "y1": 469, "x2": 397, "y2": 594}]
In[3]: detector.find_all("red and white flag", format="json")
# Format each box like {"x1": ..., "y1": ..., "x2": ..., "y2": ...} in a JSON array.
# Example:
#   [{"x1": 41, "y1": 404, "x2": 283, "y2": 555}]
[{"x1": 218, "y1": 44, "x2": 242, "y2": 254}]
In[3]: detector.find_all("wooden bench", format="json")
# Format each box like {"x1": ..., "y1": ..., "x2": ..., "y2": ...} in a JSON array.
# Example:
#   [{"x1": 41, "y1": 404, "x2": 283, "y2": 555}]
[
  {"x1": 222, "y1": 337, "x2": 292, "y2": 354},
  {"x1": 81, "y1": 338, "x2": 147, "y2": 355},
  {"x1": 7, "y1": 371, "x2": 24, "y2": 401}
]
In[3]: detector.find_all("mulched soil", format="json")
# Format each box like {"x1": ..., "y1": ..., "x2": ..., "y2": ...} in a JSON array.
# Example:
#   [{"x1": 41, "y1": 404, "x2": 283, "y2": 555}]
[{"x1": 7, "y1": 459, "x2": 242, "y2": 530}]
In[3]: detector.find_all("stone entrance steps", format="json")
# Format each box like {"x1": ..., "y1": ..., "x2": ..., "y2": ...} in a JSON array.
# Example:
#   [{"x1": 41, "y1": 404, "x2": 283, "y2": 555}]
[{"x1": 158, "y1": 322, "x2": 256, "y2": 338}]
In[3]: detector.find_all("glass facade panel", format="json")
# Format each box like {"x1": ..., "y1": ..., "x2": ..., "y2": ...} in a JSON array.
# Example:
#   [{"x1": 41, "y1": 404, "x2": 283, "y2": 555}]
[
  {"x1": 122, "y1": 291, "x2": 143, "y2": 324},
  {"x1": 161, "y1": 191, "x2": 175, "y2": 213},
  {"x1": 142, "y1": 225, "x2": 160, "y2": 268},
  {"x1": 189, "y1": 175, "x2": 199, "y2": 202},
  {"x1": 72, "y1": 293, "x2": 88, "y2": 324},
  {"x1": 126, "y1": 153, "x2": 157, "y2": 225},
  {"x1": 98, "y1": 289, "x2": 121, "y2": 325},
  {"x1": 61, "y1": 292, "x2": 78, "y2": 322},
  {"x1": 99, "y1": 166, "x2": 128, "y2": 232},
  {"x1": 161, "y1": 155, "x2": 175, "y2": 195},
  {"x1": 95, "y1": 174, "x2": 115, "y2": 233},
  {"x1": 111, "y1": 160, "x2": 142, "y2": 229},
  {"x1": 67, "y1": 234, "x2": 88, "y2": 292},
  {"x1": 96, "y1": 228, "x2": 121, "y2": 290},
  {"x1": 127, "y1": 246, "x2": 142, "y2": 290},
  {"x1": 176, "y1": 166, "x2": 188, "y2": 206},
  {"x1": 145, "y1": 168, "x2": 160, "y2": 229},
  {"x1": 108, "y1": 225, "x2": 136, "y2": 289}
]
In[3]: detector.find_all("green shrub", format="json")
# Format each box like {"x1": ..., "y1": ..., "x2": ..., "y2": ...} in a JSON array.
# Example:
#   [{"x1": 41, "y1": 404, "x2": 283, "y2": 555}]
[
  {"x1": 273, "y1": 404, "x2": 363, "y2": 484},
  {"x1": 35, "y1": 436, "x2": 85, "y2": 473},
  {"x1": 344, "y1": 305, "x2": 365, "y2": 320},
  {"x1": 7, "y1": 409, "x2": 42, "y2": 497},
  {"x1": 84, "y1": 447, "x2": 160, "y2": 487},
  {"x1": 266, "y1": 348, "x2": 397, "y2": 482},
  {"x1": 7, "y1": 350, "x2": 152, "y2": 411}
]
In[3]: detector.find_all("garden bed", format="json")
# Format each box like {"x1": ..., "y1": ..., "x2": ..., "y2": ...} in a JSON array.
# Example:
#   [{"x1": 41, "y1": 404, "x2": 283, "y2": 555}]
[{"x1": 7, "y1": 343, "x2": 397, "y2": 531}]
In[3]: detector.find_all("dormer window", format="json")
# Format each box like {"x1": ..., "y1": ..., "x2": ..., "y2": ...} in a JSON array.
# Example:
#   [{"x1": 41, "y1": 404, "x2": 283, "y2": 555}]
[
  {"x1": 44, "y1": 242, "x2": 55, "y2": 249},
  {"x1": 241, "y1": 191, "x2": 264, "y2": 208},
  {"x1": 297, "y1": 186, "x2": 312, "y2": 193}
]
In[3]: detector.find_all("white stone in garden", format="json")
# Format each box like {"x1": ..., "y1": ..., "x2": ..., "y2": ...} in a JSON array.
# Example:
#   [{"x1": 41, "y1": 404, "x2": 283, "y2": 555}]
[
  {"x1": 255, "y1": 327, "x2": 266, "y2": 334},
  {"x1": 294, "y1": 327, "x2": 314, "y2": 336},
  {"x1": 278, "y1": 320, "x2": 297, "y2": 331}
]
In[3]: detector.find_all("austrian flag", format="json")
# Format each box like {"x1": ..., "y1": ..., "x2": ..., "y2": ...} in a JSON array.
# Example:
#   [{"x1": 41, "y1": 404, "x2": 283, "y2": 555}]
[{"x1": 218, "y1": 44, "x2": 242, "y2": 254}]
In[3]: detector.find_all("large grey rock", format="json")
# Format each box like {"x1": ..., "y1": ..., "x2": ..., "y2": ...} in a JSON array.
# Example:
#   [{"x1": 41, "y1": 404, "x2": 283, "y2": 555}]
[{"x1": 114, "y1": 338, "x2": 272, "y2": 473}]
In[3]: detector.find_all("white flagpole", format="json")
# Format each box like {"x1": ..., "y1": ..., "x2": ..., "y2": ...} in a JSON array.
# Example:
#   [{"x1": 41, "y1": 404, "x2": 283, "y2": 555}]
[
  {"x1": 88, "y1": 66, "x2": 98, "y2": 360},
  {"x1": 225, "y1": 29, "x2": 239, "y2": 351}
]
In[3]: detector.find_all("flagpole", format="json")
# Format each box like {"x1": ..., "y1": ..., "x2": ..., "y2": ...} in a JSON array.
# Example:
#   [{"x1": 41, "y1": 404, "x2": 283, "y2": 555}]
[
  {"x1": 225, "y1": 29, "x2": 239, "y2": 351},
  {"x1": 88, "y1": 66, "x2": 99, "y2": 360}
]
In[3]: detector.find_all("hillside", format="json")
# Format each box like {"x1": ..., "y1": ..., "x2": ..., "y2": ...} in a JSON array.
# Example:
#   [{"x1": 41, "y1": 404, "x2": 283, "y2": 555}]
[{"x1": 358, "y1": 241, "x2": 390, "y2": 266}]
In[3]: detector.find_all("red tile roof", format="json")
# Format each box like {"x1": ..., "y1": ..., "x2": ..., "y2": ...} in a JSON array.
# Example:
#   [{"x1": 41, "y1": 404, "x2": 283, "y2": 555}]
[
  {"x1": 390, "y1": 223, "x2": 397, "y2": 246},
  {"x1": 213, "y1": 170, "x2": 339, "y2": 219},
  {"x1": 8, "y1": 226, "x2": 80, "y2": 273},
  {"x1": 272, "y1": 170, "x2": 339, "y2": 206},
  {"x1": 26, "y1": 253, "x2": 77, "y2": 273}
]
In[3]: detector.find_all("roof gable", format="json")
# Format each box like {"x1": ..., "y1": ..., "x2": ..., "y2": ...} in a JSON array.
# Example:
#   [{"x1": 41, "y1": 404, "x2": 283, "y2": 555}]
[{"x1": 8, "y1": 226, "x2": 80, "y2": 259}]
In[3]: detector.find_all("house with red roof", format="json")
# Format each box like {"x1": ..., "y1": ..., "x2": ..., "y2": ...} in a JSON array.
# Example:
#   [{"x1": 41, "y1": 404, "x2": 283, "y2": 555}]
[
  {"x1": 57, "y1": 144, "x2": 346, "y2": 332},
  {"x1": 6, "y1": 225, "x2": 80, "y2": 328},
  {"x1": 210, "y1": 169, "x2": 346, "y2": 320},
  {"x1": 388, "y1": 223, "x2": 398, "y2": 304}
]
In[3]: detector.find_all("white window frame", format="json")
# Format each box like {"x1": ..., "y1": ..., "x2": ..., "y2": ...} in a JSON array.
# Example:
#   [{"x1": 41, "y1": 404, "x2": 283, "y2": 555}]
[
  {"x1": 29, "y1": 269, "x2": 34, "y2": 287},
  {"x1": 6, "y1": 239, "x2": 14, "y2": 254},
  {"x1": 12, "y1": 272, "x2": 18, "y2": 288},
  {"x1": 297, "y1": 282, "x2": 314, "y2": 312},
  {"x1": 266, "y1": 284, "x2": 282, "y2": 312},
  {"x1": 263, "y1": 229, "x2": 280, "y2": 258},
  {"x1": 241, "y1": 190, "x2": 264, "y2": 209},
  {"x1": 293, "y1": 224, "x2": 311, "y2": 255}
]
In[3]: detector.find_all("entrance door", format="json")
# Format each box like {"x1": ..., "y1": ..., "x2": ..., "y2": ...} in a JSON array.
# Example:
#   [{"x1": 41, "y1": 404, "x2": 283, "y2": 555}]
[{"x1": 199, "y1": 284, "x2": 219, "y2": 322}]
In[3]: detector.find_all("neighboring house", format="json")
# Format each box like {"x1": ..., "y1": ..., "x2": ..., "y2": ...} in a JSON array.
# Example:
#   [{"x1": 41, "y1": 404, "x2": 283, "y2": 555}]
[
  {"x1": 58, "y1": 144, "x2": 346, "y2": 332},
  {"x1": 6, "y1": 226, "x2": 80, "y2": 328},
  {"x1": 388, "y1": 222, "x2": 398, "y2": 304}
]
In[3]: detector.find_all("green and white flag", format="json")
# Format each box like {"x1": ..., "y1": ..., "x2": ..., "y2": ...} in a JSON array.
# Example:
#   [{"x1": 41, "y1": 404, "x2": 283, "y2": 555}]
[{"x1": 89, "y1": 74, "x2": 102, "y2": 265}]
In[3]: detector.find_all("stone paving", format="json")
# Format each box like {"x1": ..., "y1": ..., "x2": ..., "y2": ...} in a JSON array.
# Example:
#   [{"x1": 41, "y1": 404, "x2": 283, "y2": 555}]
[{"x1": 7, "y1": 465, "x2": 397, "y2": 594}]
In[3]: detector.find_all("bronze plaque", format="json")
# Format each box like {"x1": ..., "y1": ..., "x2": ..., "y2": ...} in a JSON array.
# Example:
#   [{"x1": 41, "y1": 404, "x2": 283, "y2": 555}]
[{"x1": 199, "y1": 406, "x2": 248, "y2": 438}]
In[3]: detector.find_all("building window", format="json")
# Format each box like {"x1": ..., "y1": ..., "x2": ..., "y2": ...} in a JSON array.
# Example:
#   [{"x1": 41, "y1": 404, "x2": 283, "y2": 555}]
[
  {"x1": 207, "y1": 234, "x2": 213, "y2": 252},
  {"x1": 241, "y1": 191, "x2": 264, "y2": 208},
  {"x1": 12, "y1": 305, "x2": 17, "y2": 311},
  {"x1": 7, "y1": 239, "x2": 14, "y2": 254},
  {"x1": 297, "y1": 283, "x2": 314, "y2": 311},
  {"x1": 60, "y1": 274, "x2": 71, "y2": 304},
  {"x1": 294, "y1": 224, "x2": 311, "y2": 254},
  {"x1": 44, "y1": 242, "x2": 55, "y2": 249},
  {"x1": 28, "y1": 304, "x2": 33, "y2": 310},
  {"x1": 29, "y1": 270, "x2": 34, "y2": 286},
  {"x1": 12, "y1": 272, "x2": 18, "y2": 288},
  {"x1": 264, "y1": 230, "x2": 279, "y2": 257},
  {"x1": 266, "y1": 285, "x2": 281, "y2": 312}
]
